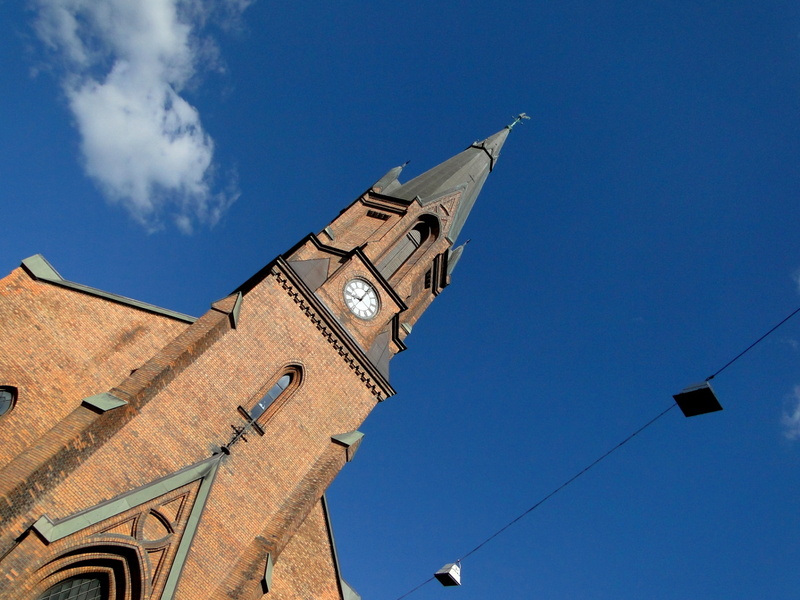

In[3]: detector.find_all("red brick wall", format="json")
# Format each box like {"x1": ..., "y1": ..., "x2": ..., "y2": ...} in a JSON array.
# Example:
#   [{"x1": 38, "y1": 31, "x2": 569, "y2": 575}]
[
  {"x1": 270, "y1": 499, "x2": 343, "y2": 600},
  {"x1": 0, "y1": 266, "x2": 189, "y2": 471},
  {"x1": 0, "y1": 184, "x2": 462, "y2": 598},
  {"x1": 1, "y1": 263, "x2": 379, "y2": 598}
]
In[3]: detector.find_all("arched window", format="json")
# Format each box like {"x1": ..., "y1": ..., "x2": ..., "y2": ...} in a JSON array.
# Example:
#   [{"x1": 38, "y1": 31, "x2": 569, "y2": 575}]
[
  {"x1": 0, "y1": 386, "x2": 17, "y2": 417},
  {"x1": 378, "y1": 222, "x2": 431, "y2": 279},
  {"x1": 33, "y1": 543, "x2": 142, "y2": 600},
  {"x1": 38, "y1": 575, "x2": 107, "y2": 600},
  {"x1": 249, "y1": 366, "x2": 302, "y2": 422}
]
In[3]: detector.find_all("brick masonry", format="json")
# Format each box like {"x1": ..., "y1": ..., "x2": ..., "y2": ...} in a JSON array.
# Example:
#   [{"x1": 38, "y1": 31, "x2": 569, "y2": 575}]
[{"x1": 0, "y1": 179, "x2": 470, "y2": 599}]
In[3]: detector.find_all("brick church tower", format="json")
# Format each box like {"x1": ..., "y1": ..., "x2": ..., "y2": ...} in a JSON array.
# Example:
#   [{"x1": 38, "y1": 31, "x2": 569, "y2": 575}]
[{"x1": 0, "y1": 121, "x2": 516, "y2": 600}]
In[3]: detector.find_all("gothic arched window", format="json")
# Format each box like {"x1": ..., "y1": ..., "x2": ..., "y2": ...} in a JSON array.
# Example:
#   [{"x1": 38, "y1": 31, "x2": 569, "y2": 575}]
[
  {"x1": 378, "y1": 219, "x2": 436, "y2": 279},
  {"x1": 249, "y1": 366, "x2": 302, "y2": 422},
  {"x1": 38, "y1": 575, "x2": 107, "y2": 600}
]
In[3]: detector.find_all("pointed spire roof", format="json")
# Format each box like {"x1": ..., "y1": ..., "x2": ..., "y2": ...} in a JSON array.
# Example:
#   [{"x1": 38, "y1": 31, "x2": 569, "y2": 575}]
[{"x1": 389, "y1": 126, "x2": 511, "y2": 243}]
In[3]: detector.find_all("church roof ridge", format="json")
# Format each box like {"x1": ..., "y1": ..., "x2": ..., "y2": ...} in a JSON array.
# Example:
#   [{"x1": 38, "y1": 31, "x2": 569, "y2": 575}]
[{"x1": 20, "y1": 254, "x2": 197, "y2": 323}]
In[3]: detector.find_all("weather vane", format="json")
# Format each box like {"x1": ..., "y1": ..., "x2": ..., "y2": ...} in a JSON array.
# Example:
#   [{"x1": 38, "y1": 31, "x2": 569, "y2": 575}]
[{"x1": 507, "y1": 112, "x2": 530, "y2": 130}]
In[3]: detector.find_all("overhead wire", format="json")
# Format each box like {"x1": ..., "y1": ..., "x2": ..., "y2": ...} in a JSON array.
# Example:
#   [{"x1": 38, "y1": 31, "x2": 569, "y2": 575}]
[
  {"x1": 388, "y1": 302, "x2": 800, "y2": 600},
  {"x1": 706, "y1": 304, "x2": 800, "y2": 381},
  {"x1": 456, "y1": 403, "x2": 677, "y2": 563},
  {"x1": 389, "y1": 403, "x2": 677, "y2": 600},
  {"x1": 393, "y1": 577, "x2": 436, "y2": 600}
]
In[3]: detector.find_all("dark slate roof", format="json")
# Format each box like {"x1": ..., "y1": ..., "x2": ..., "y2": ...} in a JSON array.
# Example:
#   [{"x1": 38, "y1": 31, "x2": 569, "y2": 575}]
[{"x1": 389, "y1": 127, "x2": 510, "y2": 243}]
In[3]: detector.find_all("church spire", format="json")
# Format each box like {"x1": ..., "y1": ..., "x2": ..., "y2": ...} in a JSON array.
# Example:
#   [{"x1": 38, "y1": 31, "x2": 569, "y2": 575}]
[
  {"x1": 277, "y1": 117, "x2": 526, "y2": 368},
  {"x1": 388, "y1": 116, "x2": 525, "y2": 243}
]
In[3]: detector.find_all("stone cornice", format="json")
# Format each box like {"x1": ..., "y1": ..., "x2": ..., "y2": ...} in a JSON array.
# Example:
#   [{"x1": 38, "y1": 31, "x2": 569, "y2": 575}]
[{"x1": 360, "y1": 194, "x2": 410, "y2": 215}]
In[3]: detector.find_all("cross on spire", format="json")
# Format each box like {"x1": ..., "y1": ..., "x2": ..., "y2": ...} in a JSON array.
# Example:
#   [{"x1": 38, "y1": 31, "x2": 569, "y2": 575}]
[{"x1": 507, "y1": 112, "x2": 530, "y2": 130}]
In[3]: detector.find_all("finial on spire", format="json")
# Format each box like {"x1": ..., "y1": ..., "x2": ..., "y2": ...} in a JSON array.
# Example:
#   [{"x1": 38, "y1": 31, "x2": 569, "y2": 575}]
[{"x1": 507, "y1": 112, "x2": 530, "y2": 130}]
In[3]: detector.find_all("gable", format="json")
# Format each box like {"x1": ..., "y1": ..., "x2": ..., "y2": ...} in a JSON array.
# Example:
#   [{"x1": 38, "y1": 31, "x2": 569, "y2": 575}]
[{"x1": 21, "y1": 456, "x2": 221, "y2": 600}]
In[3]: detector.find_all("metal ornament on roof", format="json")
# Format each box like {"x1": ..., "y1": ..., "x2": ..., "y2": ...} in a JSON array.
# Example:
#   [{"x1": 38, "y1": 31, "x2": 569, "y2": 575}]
[
  {"x1": 434, "y1": 562, "x2": 461, "y2": 587},
  {"x1": 672, "y1": 380, "x2": 723, "y2": 417},
  {"x1": 507, "y1": 112, "x2": 530, "y2": 129}
]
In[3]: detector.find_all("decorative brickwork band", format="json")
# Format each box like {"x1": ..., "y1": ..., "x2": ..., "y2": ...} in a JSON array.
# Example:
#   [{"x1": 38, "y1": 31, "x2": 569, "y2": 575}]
[{"x1": 271, "y1": 262, "x2": 394, "y2": 401}]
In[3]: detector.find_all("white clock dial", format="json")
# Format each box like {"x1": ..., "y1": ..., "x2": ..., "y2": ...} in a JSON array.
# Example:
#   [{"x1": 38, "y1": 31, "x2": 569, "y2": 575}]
[{"x1": 344, "y1": 279, "x2": 380, "y2": 320}]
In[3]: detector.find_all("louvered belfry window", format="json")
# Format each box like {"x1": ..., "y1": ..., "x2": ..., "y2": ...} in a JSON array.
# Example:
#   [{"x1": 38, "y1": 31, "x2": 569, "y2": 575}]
[{"x1": 377, "y1": 222, "x2": 430, "y2": 278}]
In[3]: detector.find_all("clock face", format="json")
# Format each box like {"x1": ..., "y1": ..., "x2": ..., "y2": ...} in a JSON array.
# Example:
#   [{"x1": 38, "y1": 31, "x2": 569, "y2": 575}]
[{"x1": 344, "y1": 279, "x2": 380, "y2": 320}]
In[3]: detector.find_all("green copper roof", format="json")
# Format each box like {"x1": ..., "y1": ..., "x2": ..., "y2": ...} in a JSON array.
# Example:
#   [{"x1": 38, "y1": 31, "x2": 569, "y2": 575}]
[
  {"x1": 81, "y1": 392, "x2": 128, "y2": 413},
  {"x1": 446, "y1": 243, "x2": 467, "y2": 276},
  {"x1": 321, "y1": 494, "x2": 362, "y2": 600},
  {"x1": 388, "y1": 127, "x2": 510, "y2": 243}
]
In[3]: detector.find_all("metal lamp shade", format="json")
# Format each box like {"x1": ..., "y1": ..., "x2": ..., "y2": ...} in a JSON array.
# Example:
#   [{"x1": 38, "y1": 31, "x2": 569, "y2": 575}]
[{"x1": 673, "y1": 381, "x2": 723, "y2": 417}]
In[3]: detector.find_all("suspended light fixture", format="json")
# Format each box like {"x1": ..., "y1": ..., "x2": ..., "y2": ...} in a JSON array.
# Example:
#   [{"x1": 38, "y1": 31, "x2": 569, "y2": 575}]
[
  {"x1": 434, "y1": 562, "x2": 461, "y2": 586},
  {"x1": 672, "y1": 380, "x2": 723, "y2": 417},
  {"x1": 671, "y1": 304, "x2": 800, "y2": 419}
]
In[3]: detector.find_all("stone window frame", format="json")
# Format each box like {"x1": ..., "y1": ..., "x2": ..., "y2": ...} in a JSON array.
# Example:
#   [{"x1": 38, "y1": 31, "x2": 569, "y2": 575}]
[{"x1": 30, "y1": 542, "x2": 144, "y2": 600}]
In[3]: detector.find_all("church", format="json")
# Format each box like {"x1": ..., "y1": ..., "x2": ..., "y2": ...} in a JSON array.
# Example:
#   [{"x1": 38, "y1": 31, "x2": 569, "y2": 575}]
[{"x1": 0, "y1": 121, "x2": 517, "y2": 600}]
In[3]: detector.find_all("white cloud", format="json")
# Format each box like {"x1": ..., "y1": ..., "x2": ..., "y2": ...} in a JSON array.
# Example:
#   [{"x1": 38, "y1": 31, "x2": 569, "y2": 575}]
[
  {"x1": 33, "y1": 0, "x2": 250, "y2": 232},
  {"x1": 782, "y1": 386, "x2": 800, "y2": 440},
  {"x1": 793, "y1": 269, "x2": 800, "y2": 294}
]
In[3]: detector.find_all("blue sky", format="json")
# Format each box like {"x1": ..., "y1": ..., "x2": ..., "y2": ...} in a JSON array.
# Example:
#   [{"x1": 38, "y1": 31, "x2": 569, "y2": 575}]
[{"x1": 3, "y1": 1, "x2": 800, "y2": 598}]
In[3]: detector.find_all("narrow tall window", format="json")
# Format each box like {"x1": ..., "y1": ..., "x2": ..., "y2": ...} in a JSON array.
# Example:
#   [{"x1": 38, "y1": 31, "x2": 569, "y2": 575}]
[{"x1": 250, "y1": 372, "x2": 295, "y2": 421}]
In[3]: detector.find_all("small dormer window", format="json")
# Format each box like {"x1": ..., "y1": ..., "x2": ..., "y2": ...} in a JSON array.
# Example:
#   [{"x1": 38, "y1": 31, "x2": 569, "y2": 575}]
[{"x1": 0, "y1": 386, "x2": 17, "y2": 417}]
